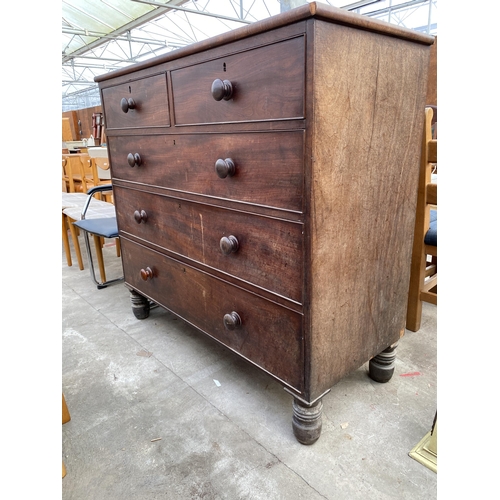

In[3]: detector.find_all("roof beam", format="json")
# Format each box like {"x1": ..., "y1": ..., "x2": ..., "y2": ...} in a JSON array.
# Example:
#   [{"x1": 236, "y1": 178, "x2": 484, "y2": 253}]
[
  {"x1": 62, "y1": 28, "x2": 169, "y2": 47},
  {"x1": 62, "y1": 7, "x2": 167, "y2": 62},
  {"x1": 131, "y1": 0, "x2": 252, "y2": 24}
]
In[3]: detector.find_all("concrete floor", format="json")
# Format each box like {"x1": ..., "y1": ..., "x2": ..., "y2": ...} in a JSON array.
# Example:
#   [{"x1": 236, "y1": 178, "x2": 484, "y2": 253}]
[{"x1": 62, "y1": 239, "x2": 437, "y2": 500}]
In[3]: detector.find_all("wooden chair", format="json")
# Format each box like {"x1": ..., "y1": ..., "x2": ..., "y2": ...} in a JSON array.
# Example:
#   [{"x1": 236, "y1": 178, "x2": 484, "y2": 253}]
[
  {"x1": 406, "y1": 107, "x2": 437, "y2": 332},
  {"x1": 62, "y1": 154, "x2": 103, "y2": 268},
  {"x1": 62, "y1": 154, "x2": 93, "y2": 193},
  {"x1": 62, "y1": 193, "x2": 90, "y2": 269},
  {"x1": 62, "y1": 157, "x2": 81, "y2": 193},
  {"x1": 89, "y1": 157, "x2": 113, "y2": 203}
]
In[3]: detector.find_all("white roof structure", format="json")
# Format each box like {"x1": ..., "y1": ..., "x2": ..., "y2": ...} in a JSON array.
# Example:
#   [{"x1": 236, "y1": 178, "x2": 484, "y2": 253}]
[{"x1": 62, "y1": 0, "x2": 437, "y2": 110}]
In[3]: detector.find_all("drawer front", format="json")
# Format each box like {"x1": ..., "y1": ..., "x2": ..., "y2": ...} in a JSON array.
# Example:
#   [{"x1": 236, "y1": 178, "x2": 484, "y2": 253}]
[
  {"x1": 115, "y1": 185, "x2": 303, "y2": 303},
  {"x1": 108, "y1": 131, "x2": 304, "y2": 212},
  {"x1": 171, "y1": 36, "x2": 305, "y2": 125},
  {"x1": 102, "y1": 74, "x2": 170, "y2": 129},
  {"x1": 121, "y1": 237, "x2": 304, "y2": 390}
]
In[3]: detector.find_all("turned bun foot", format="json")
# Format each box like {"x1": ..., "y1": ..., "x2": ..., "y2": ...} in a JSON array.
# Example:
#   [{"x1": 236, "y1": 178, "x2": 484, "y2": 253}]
[
  {"x1": 292, "y1": 398, "x2": 323, "y2": 445},
  {"x1": 130, "y1": 289, "x2": 151, "y2": 319},
  {"x1": 369, "y1": 342, "x2": 398, "y2": 383}
]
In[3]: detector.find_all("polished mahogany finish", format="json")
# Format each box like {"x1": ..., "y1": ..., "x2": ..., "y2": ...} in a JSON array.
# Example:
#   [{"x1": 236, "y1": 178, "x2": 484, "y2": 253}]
[{"x1": 97, "y1": 2, "x2": 434, "y2": 444}]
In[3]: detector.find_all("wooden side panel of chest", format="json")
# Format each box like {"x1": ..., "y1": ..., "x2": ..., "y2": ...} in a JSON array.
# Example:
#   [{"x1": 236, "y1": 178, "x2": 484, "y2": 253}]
[{"x1": 305, "y1": 21, "x2": 431, "y2": 400}]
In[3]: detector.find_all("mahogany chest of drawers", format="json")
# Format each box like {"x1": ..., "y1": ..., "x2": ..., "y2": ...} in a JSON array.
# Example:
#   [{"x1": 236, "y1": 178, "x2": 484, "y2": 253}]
[{"x1": 96, "y1": 2, "x2": 434, "y2": 444}]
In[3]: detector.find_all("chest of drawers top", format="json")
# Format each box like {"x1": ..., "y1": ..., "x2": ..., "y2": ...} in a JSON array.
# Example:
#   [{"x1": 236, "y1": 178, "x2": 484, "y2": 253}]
[{"x1": 96, "y1": 1, "x2": 433, "y2": 135}]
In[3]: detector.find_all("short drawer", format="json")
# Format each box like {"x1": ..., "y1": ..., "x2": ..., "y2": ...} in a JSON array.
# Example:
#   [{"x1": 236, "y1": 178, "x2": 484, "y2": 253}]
[
  {"x1": 115, "y1": 185, "x2": 304, "y2": 303},
  {"x1": 170, "y1": 36, "x2": 305, "y2": 125},
  {"x1": 121, "y1": 237, "x2": 304, "y2": 390},
  {"x1": 108, "y1": 131, "x2": 304, "y2": 212},
  {"x1": 101, "y1": 73, "x2": 170, "y2": 129}
]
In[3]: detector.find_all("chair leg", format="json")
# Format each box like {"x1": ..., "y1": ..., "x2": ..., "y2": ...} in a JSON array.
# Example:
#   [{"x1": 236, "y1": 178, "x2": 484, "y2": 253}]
[
  {"x1": 116, "y1": 238, "x2": 121, "y2": 257},
  {"x1": 62, "y1": 393, "x2": 71, "y2": 424},
  {"x1": 68, "y1": 218, "x2": 85, "y2": 271},
  {"x1": 62, "y1": 394, "x2": 70, "y2": 478},
  {"x1": 93, "y1": 234, "x2": 107, "y2": 284},
  {"x1": 80, "y1": 230, "x2": 123, "y2": 289},
  {"x1": 62, "y1": 214, "x2": 72, "y2": 267}
]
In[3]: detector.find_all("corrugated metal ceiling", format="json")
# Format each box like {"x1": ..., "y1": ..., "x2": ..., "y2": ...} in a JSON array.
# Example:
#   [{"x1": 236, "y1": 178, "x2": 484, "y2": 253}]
[{"x1": 62, "y1": 1, "x2": 437, "y2": 110}]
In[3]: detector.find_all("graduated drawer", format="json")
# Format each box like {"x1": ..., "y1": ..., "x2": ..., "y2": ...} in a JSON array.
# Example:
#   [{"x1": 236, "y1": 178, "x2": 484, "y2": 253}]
[
  {"x1": 102, "y1": 73, "x2": 170, "y2": 129},
  {"x1": 121, "y1": 237, "x2": 304, "y2": 390},
  {"x1": 108, "y1": 131, "x2": 304, "y2": 212},
  {"x1": 170, "y1": 36, "x2": 305, "y2": 125},
  {"x1": 115, "y1": 185, "x2": 303, "y2": 303}
]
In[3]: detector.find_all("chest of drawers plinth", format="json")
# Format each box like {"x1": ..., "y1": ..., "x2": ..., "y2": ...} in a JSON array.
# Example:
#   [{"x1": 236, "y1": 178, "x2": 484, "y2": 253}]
[{"x1": 96, "y1": 2, "x2": 434, "y2": 444}]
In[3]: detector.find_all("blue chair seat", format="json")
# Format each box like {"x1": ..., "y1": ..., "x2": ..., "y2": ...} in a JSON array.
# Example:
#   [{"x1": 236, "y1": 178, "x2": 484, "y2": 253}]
[
  {"x1": 424, "y1": 209, "x2": 437, "y2": 246},
  {"x1": 73, "y1": 217, "x2": 118, "y2": 239}
]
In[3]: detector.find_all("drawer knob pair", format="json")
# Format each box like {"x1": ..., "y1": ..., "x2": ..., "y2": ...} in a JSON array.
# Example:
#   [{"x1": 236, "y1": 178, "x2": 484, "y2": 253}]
[
  {"x1": 134, "y1": 210, "x2": 148, "y2": 224},
  {"x1": 127, "y1": 153, "x2": 142, "y2": 167},
  {"x1": 211, "y1": 79, "x2": 233, "y2": 101},
  {"x1": 120, "y1": 97, "x2": 136, "y2": 113},
  {"x1": 223, "y1": 311, "x2": 241, "y2": 330},
  {"x1": 215, "y1": 158, "x2": 235, "y2": 178},
  {"x1": 220, "y1": 235, "x2": 239, "y2": 255}
]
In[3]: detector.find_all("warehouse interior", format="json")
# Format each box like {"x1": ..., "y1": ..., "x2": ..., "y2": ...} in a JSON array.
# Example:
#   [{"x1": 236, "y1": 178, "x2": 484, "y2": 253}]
[{"x1": 5, "y1": 1, "x2": 500, "y2": 499}]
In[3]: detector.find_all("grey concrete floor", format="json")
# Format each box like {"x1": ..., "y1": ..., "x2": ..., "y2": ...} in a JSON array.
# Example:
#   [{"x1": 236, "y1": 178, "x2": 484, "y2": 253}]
[{"x1": 62, "y1": 238, "x2": 437, "y2": 500}]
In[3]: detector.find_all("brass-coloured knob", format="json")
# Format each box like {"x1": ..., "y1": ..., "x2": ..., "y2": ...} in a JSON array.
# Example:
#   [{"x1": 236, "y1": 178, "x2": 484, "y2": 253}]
[
  {"x1": 134, "y1": 210, "x2": 148, "y2": 224},
  {"x1": 223, "y1": 311, "x2": 242, "y2": 330},
  {"x1": 211, "y1": 79, "x2": 233, "y2": 101},
  {"x1": 127, "y1": 153, "x2": 142, "y2": 167},
  {"x1": 220, "y1": 235, "x2": 239, "y2": 255},
  {"x1": 120, "y1": 97, "x2": 136, "y2": 113},
  {"x1": 215, "y1": 158, "x2": 235, "y2": 178},
  {"x1": 140, "y1": 267, "x2": 154, "y2": 281}
]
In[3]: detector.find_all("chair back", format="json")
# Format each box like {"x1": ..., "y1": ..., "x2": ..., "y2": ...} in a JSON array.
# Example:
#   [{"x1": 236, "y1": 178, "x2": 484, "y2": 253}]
[
  {"x1": 62, "y1": 155, "x2": 82, "y2": 193},
  {"x1": 406, "y1": 106, "x2": 438, "y2": 332},
  {"x1": 93, "y1": 156, "x2": 111, "y2": 180}
]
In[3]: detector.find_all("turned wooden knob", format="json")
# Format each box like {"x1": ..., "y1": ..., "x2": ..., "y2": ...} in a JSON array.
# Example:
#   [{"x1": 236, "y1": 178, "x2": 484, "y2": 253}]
[
  {"x1": 121, "y1": 97, "x2": 136, "y2": 113},
  {"x1": 134, "y1": 210, "x2": 148, "y2": 224},
  {"x1": 211, "y1": 79, "x2": 233, "y2": 101},
  {"x1": 140, "y1": 267, "x2": 154, "y2": 281},
  {"x1": 220, "y1": 235, "x2": 239, "y2": 255},
  {"x1": 215, "y1": 158, "x2": 235, "y2": 178},
  {"x1": 127, "y1": 153, "x2": 142, "y2": 167},
  {"x1": 223, "y1": 311, "x2": 241, "y2": 330}
]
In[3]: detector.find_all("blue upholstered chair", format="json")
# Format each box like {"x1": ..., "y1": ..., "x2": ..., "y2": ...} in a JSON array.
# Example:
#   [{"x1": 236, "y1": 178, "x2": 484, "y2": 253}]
[
  {"x1": 406, "y1": 107, "x2": 437, "y2": 332},
  {"x1": 72, "y1": 185, "x2": 124, "y2": 289}
]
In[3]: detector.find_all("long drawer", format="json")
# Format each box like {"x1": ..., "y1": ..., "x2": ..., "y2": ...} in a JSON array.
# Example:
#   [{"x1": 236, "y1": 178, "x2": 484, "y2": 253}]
[
  {"x1": 170, "y1": 36, "x2": 305, "y2": 125},
  {"x1": 108, "y1": 131, "x2": 304, "y2": 212},
  {"x1": 121, "y1": 237, "x2": 304, "y2": 390},
  {"x1": 115, "y1": 185, "x2": 303, "y2": 303},
  {"x1": 102, "y1": 73, "x2": 170, "y2": 129}
]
